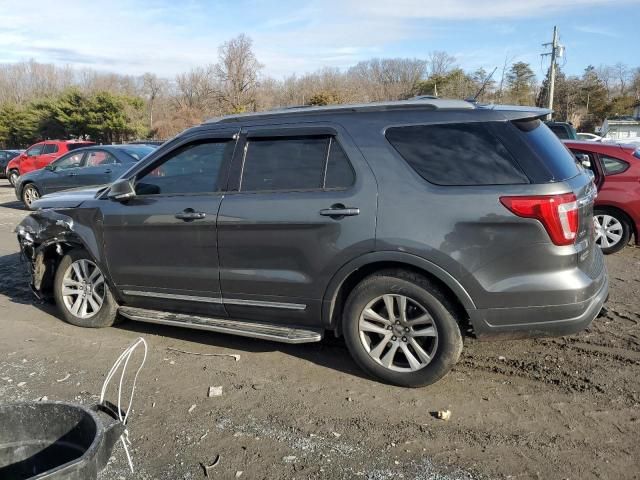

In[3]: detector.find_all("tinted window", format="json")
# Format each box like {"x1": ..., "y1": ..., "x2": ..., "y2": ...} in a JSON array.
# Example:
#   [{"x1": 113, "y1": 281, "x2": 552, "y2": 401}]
[
  {"x1": 136, "y1": 140, "x2": 233, "y2": 195},
  {"x1": 548, "y1": 125, "x2": 570, "y2": 139},
  {"x1": 42, "y1": 144, "x2": 58, "y2": 154},
  {"x1": 386, "y1": 123, "x2": 529, "y2": 186},
  {"x1": 26, "y1": 145, "x2": 44, "y2": 156},
  {"x1": 634, "y1": 149, "x2": 640, "y2": 160},
  {"x1": 121, "y1": 145, "x2": 155, "y2": 160},
  {"x1": 513, "y1": 119, "x2": 579, "y2": 181},
  {"x1": 241, "y1": 137, "x2": 328, "y2": 191},
  {"x1": 325, "y1": 139, "x2": 355, "y2": 188},
  {"x1": 86, "y1": 150, "x2": 118, "y2": 166},
  {"x1": 600, "y1": 155, "x2": 629, "y2": 175},
  {"x1": 53, "y1": 152, "x2": 84, "y2": 170},
  {"x1": 68, "y1": 143, "x2": 93, "y2": 151}
]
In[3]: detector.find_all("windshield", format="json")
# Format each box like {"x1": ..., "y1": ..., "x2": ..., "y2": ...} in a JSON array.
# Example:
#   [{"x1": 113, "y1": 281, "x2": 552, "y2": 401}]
[{"x1": 122, "y1": 145, "x2": 155, "y2": 160}]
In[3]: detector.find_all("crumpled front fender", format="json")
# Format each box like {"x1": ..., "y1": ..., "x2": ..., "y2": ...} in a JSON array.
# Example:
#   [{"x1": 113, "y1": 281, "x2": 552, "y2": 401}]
[{"x1": 15, "y1": 208, "x2": 104, "y2": 295}]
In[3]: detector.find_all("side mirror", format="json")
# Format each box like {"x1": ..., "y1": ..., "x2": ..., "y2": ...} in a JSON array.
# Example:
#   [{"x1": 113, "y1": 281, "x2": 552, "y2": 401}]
[
  {"x1": 108, "y1": 178, "x2": 136, "y2": 202},
  {"x1": 45, "y1": 164, "x2": 55, "y2": 171}
]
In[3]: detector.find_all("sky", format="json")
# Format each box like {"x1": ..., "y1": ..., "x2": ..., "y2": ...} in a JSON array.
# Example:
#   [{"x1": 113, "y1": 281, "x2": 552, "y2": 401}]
[{"x1": 0, "y1": 0, "x2": 639, "y2": 80}]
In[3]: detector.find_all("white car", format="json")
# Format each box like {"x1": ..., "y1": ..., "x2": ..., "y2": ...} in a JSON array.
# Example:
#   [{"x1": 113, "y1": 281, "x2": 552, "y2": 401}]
[{"x1": 577, "y1": 133, "x2": 603, "y2": 141}]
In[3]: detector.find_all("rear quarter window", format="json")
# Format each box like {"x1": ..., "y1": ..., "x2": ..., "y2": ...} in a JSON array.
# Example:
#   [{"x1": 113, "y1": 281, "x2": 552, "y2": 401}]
[
  {"x1": 513, "y1": 119, "x2": 580, "y2": 181},
  {"x1": 385, "y1": 123, "x2": 529, "y2": 186}
]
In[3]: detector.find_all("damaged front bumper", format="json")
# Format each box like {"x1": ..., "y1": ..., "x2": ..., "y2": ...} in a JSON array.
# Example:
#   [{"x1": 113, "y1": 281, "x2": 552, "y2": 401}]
[{"x1": 16, "y1": 210, "x2": 76, "y2": 297}]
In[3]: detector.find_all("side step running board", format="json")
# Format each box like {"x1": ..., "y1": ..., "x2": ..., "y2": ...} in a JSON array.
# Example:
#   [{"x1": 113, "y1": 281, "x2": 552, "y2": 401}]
[{"x1": 118, "y1": 306, "x2": 323, "y2": 344}]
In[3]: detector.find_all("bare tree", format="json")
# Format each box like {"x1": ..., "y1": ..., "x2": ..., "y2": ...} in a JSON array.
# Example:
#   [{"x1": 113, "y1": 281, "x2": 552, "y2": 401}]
[
  {"x1": 142, "y1": 72, "x2": 166, "y2": 131},
  {"x1": 427, "y1": 51, "x2": 457, "y2": 77},
  {"x1": 613, "y1": 62, "x2": 630, "y2": 95},
  {"x1": 214, "y1": 34, "x2": 263, "y2": 113}
]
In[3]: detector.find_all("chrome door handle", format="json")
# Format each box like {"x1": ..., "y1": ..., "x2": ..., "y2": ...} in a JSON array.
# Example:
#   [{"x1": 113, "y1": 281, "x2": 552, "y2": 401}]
[
  {"x1": 319, "y1": 206, "x2": 360, "y2": 217},
  {"x1": 175, "y1": 209, "x2": 206, "y2": 221}
]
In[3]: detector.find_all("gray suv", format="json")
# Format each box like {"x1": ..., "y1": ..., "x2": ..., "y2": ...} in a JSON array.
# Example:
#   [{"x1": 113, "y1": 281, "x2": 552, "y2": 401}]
[{"x1": 16, "y1": 99, "x2": 608, "y2": 387}]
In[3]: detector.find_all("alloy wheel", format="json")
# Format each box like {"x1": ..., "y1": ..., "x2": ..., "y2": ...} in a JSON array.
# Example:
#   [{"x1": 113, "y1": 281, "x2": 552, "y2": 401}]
[
  {"x1": 358, "y1": 294, "x2": 438, "y2": 372},
  {"x1": 23, "y1": 186, "x2": 40, "y2": 207},
  {"x1": 595, "y1": 214, "x2": 623, "y2": 249},
  {"x1": 61, "y1": 259, "x2": 106, "y2": 319}
]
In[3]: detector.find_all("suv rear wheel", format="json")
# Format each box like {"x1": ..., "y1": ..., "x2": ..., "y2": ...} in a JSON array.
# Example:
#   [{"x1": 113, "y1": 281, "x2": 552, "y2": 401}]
[
  {"x1": 342, "y1": 270, "x2": 463, "y2": 387},
  {"x1": 53, "y1": 249, "x2": 118, "y2": 328},
  {"x1": 594, "y1": 208, "x2": 630, "y2": 254}
]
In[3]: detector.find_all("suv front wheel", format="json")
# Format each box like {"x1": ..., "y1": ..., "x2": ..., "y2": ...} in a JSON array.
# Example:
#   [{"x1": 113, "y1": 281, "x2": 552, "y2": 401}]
[
  {"x1": 53, "y1": 249, "x2": 118, "y2": 328},
  {"x1": 342, "y1": 270, "x2": 463, "y2": 387}
]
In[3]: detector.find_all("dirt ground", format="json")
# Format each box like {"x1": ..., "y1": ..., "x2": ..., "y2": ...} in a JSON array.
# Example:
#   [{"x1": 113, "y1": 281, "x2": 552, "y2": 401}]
[{"x1": 0, "y1": 181, "x2": 638, "y2": 480}]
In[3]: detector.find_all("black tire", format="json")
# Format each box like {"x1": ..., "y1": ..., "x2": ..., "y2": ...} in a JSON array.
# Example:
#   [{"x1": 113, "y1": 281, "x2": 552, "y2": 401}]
[
  {"x1": 594, "y1": 208, "x2": 631, "y2": 255},
  {"x1": 342, "y1": 270, "x2": 463, "y2": 387},
  {"x1": 8, "y1": 170, "x2": 19, "y2": 186},
  {"x1": 53, "y1": 249, "x2": 118, "y2": 328},
  {"x1": 21, "y1": 183, "x2": 40, "y2": 209}
]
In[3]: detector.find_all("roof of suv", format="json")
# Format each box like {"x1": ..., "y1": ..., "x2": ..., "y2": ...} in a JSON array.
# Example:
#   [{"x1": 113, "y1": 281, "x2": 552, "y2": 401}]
[{"x1": 204, "y1": 99, "x2": 551, "y2": 125}]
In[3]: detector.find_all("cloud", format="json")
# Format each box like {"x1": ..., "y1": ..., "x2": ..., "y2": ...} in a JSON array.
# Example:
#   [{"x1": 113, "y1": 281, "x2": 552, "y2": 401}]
[
  {"x1": 0, "y1": 0, "x2": 637, "y2": 78},
  {"x1": 573, "y1": 25, "x2": 621, "y2": 38}
]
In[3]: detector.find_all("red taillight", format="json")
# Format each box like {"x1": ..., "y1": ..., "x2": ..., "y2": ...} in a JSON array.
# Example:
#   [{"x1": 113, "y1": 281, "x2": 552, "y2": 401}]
[{"x1": 500, "y1": 193, "x2": 579, "y2": 246}]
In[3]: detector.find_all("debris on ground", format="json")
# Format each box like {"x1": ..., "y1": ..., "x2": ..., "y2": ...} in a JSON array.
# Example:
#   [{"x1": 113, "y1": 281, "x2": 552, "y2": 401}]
[
  {"x1": 282, "y1": 455, "x2": 297, "y2": 463},
  {"x1": 56, "y1": 373, "x2": 70, "y2": 382},
  {"x1": 167, "y1": 347, "x2": 241, "y2": 361},
  {"x1": 208, "y1": 386, "x2": 223, "y2": 397},
  {"x1": 332, "y1": 431, "x2": 341, "y2": 438},
  {"x1": 436, "y1": 410, "x2": 452, "y2": 421},
  {"x1": 188, "y1": 404, "x2": 197, "y2": 413},
  {"x1": 200, "y1": 454, "x2": 220, "y2": 477},
  {"x1": 498, "y1": 356, "x2": 506, "y2": 361},
  {"x1": 235, "y1": 471, "x2": 243, "y2": 478}
]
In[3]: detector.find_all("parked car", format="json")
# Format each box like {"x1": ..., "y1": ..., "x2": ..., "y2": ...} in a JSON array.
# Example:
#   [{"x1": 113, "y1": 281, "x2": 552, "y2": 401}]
[
  {"x1": 545, "y1": 121, "x2": 578, "y2": 140},
  {"x1": 16, "y1": 99, "x2": 607, "y2": 387},
  {"x1": 0, "y1": 150, "x2": 22, "y2": 178},
  {"x1": 15, "y1": 144, "x2": 156, "y2": 208},
  {"x1": 565, "y1": 140, "x2": 640, "y2": 254},
  {"x1": 6, "y1": 140, "x2": 95, "y2": 186},
  {"x1": 577, "y1": 133, "x2": 603, "y2": 142}
]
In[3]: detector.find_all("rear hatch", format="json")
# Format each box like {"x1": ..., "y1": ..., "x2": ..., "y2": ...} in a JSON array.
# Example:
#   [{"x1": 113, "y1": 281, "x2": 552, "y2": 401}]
[{"x1": 509, "y1": 118, "x2": 602, "y2": 277}]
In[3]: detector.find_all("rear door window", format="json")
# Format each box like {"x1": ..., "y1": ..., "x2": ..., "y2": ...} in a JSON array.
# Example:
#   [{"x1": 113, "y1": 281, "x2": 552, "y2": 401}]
[
  {"x1": 42, "y1": 144, "x2": 59, "y2": 154},
  {"x1": 86, "y1": 150, "x2": 118, "y2": 166},
  {"x1": 240, "y1": 136, "x2": 355, "y2": 192},
  {"x1": 385, "y1": 123, "x2": 529, "y2": 186}
]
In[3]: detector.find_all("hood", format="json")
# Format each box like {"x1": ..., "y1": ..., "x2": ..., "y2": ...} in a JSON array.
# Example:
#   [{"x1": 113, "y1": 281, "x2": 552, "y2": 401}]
[{"x1": 31, "y1": 185, "x2": 106, "y2": 209}]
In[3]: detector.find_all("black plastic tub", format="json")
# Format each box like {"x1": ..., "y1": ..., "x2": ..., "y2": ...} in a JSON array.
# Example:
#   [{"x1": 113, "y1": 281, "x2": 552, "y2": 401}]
[{"x1": 0, "y1": 401, "x2": 124, "y2": 480}]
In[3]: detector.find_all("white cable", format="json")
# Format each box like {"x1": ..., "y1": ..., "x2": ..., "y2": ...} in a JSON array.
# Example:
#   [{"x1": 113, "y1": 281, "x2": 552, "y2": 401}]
[{"x1": 100, "y1": 337, "x2": 148, "y2": 474}]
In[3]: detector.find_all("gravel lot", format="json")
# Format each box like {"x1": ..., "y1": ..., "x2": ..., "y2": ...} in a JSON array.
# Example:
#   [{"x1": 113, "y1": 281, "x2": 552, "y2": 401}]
[{"x1": 0, "y1": 180, "x2": 638, "y2": 480}]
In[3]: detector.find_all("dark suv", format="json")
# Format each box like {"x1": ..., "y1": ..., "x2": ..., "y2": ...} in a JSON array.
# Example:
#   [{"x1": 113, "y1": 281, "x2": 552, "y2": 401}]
[{"x1": 16, "y1": 99, "x2": 608, "y2": 387}]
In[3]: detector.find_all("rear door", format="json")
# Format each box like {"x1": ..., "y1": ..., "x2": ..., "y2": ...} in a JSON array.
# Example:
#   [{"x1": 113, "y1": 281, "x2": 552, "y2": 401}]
[
  {"x1": 217, "y1": 124, "x2": 377, "y2": 326},
  {"x1": 101, "y1": 129, "x2": 238, "y2": 316},
  {"x1": 38, "y1": 142, "x2": 60, "y2": 169},
  {"x1": 81, "y1": 149, "x2": 121, "y2": 186}
]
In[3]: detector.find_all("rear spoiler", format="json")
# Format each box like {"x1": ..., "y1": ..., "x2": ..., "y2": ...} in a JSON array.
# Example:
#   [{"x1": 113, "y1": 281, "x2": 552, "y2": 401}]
[{"x1": 476, "y1": 104, "x2": 552, "y2": 121}]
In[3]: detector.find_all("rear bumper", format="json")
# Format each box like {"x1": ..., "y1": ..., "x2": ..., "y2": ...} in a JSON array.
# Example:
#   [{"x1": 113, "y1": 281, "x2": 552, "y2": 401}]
[{"x1": 468, "y1": 272, "x2": 609, "y2": 340}]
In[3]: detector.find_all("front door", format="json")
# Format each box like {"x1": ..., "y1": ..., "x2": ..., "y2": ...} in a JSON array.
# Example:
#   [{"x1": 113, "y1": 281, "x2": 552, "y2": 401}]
[
  {"x1": 45, "y1": 151, "x2": 87, "y2": 194},
  {"x1": 217, "y1": 125, "x2": 378, "y2": 326},
  {"x1": 101, "y1": 131, "x2": 238, "y2": 316}
]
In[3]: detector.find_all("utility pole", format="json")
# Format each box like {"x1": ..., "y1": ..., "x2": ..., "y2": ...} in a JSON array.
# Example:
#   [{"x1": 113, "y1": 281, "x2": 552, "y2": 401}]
[{"x1": 541, "y1": 26, "x2": 561, "y2": 120}]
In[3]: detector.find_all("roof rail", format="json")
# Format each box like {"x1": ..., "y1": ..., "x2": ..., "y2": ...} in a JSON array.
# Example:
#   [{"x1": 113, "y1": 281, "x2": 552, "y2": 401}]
[{"x1": 204, "y1": 98, "x2": 475, "y2": 124}]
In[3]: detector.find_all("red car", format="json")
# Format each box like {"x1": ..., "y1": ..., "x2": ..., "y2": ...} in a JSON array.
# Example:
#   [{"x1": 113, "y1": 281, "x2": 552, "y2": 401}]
[
  {"x1": 6, "y1": 139, "x2": 95, "y2": 186},
  {"x1": 565, "y1": 140, "x2": 640, "y2": 254}
]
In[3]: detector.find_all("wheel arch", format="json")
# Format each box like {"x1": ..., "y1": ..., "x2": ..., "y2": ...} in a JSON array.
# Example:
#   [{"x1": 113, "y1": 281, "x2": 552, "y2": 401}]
[
  {"x1": 595, "y1": 204, "x2": 637, "y2": 243},
  {"x1": 322, "y1": 251, "x2": 475, "y2": 334}
]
